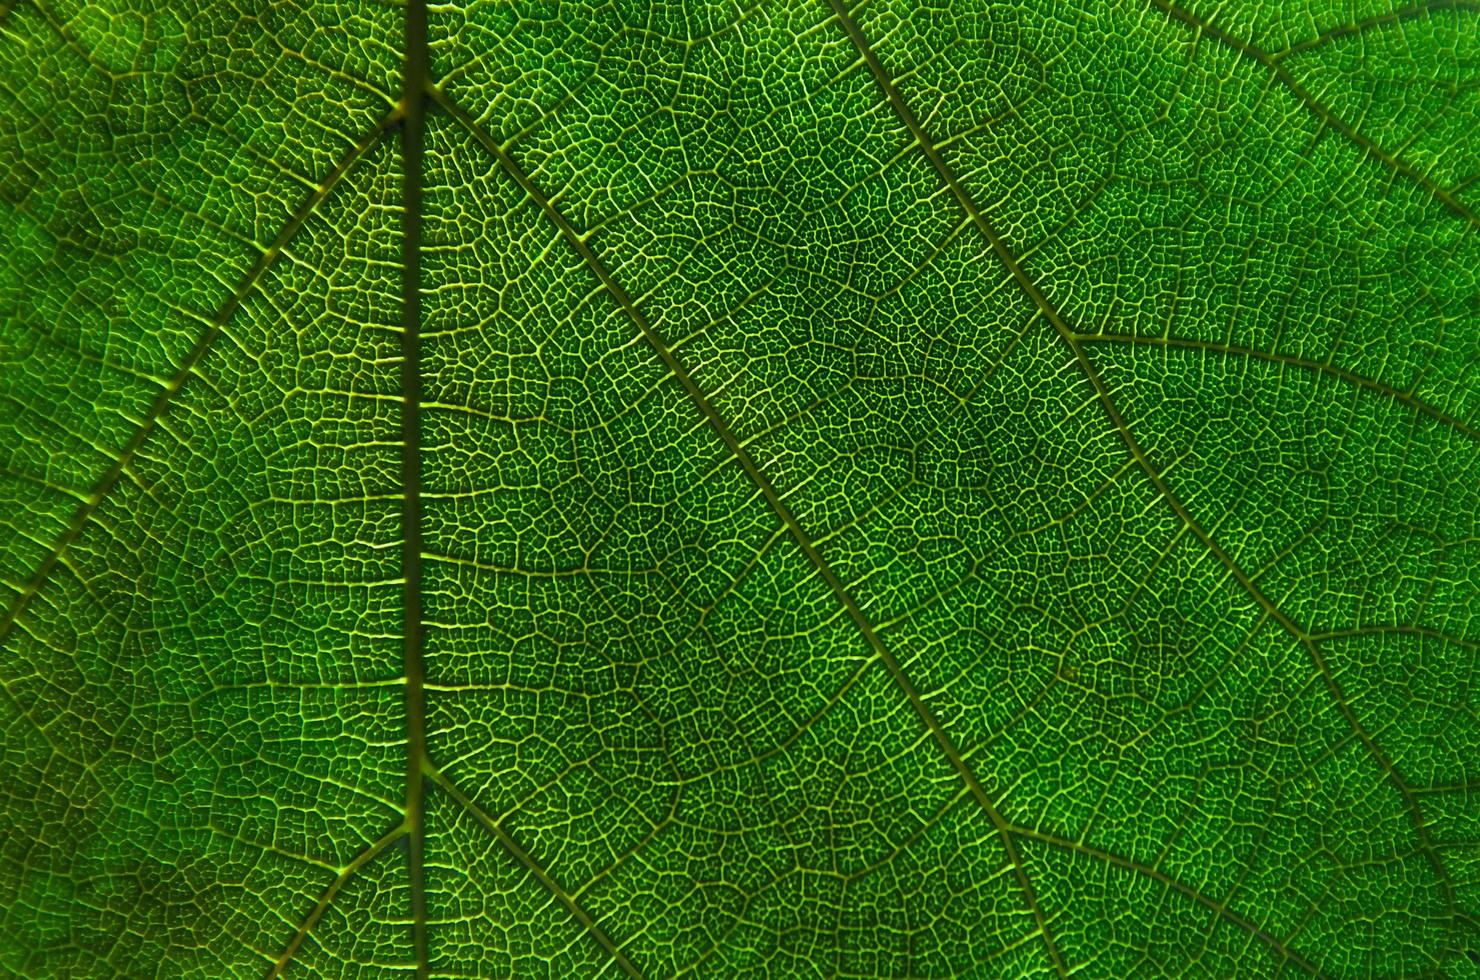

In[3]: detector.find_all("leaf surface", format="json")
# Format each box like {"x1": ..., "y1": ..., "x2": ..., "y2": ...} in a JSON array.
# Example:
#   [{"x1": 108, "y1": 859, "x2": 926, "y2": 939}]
[{"x1": 1, "y1": 0, "x2": 1478, "y2": 976}]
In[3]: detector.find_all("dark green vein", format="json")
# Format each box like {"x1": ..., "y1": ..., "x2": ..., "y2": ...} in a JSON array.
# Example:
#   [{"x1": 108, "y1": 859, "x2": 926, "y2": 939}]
[
  {"x1": 265, "y1": 824, "x2": 408, "y2": 979},
  {"x1": 1072, "y1": 331, "x2": 1480, "y2": 443},
  {"x1": 431, "y1": 83, "x2": 1067, "y2": 978},
  {"x1": 1274, "y1": 0, "x2": 1480, "y2": 60},
  {"x1": 429, "y1": 767, "x2": 644, "y2": 978},
  {"x1": 0, "y1": 106, "x2": 402, "y2": 653},
  {"x1": 400, "y1": 0, "x2": 430, "y2": 974},
  {"x1": 1008, "y1": 824, "x2": 1328, "y2": 978},
  {"x1": 1149, "y1": 0, "x2": 1480, "y2": 230},
  {"x1": 823, "y1": 0, "x2": 1460, "y2": 963}
]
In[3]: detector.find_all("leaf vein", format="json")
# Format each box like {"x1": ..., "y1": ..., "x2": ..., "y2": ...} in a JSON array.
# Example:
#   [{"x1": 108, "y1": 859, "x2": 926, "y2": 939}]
[
  {"x1": 1074, "y1": 332, "x2": 1480, "y2": 443},
  {"x1": 265, "y1": 823, "x2": 409, "y2": 979},
  {"x1": 434, "y1": 76, "x2": 1069, "y2": 980},
  {"x1": 0, "y1": 105, "x2": 401, "y2": 651},
  {"x1": 1149, "y1": 0, "x2": 1480, "y2": 230},
  {"x1": 429, "y1": 767, "x2": 644, "y2": 979},
  {"x1": 824, "y1": 0, "x2": 1463, "y2": 964}
]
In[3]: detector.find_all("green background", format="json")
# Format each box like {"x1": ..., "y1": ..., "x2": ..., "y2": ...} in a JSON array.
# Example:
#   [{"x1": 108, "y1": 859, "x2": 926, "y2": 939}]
[{"x1": 1, "y1": 0, "x2": 1477, "y2": 975}]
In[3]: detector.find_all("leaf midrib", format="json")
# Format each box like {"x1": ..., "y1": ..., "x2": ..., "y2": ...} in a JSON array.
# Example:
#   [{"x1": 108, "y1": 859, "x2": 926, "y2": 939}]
[{"x1": 399, "y1": 0, "x2": 431, "y2": 974}]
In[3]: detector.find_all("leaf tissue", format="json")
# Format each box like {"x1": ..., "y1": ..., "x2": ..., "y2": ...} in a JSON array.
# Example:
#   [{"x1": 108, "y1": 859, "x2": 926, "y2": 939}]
[{"x1": 1, "y1": 0, "x2": 1477, "y2": 975}]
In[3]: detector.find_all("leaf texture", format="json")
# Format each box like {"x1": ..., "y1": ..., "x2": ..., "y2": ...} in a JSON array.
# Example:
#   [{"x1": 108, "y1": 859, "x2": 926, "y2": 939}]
[{"x1": 1, "y1": 0, "x2": 1478, "y2": 976}]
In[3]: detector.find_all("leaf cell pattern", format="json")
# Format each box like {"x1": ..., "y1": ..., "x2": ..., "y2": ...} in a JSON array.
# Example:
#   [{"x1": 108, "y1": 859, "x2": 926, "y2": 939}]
[{"x1": 1, "y1": 0, "x2": 1478, "y2": 976}]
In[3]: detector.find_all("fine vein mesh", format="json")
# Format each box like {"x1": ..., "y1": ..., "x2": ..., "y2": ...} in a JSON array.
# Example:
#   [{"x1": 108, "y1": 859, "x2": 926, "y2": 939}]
[{"x1": 0, "y1": 0, "x2": 1476, "y2": 975}]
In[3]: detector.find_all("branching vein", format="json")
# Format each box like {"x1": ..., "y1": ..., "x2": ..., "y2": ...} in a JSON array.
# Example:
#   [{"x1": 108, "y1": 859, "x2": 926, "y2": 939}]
[
  {"x1": 433, "y1": 78, "x2": 1069, "y2": 980},
  {"x1": 1149, "y1": 0, "x2": 1480, "y2": 230},
  {"x1": 0, "y1": 106, "x2": 402, "y2": 650},
  {"x1": 823, "y1": 0, "x2": 1462, "y2": 966}
]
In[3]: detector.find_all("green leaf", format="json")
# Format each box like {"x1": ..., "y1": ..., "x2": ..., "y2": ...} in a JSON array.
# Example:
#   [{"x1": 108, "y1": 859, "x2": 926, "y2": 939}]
[{"x1": 2, "y1": 0, "x2": 1478, "y2": 975}]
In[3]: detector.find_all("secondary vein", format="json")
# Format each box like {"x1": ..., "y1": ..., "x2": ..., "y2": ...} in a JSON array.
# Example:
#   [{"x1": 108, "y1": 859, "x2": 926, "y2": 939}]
[
  {"x1": 1149, "y1": 0, "x2": 1480, "y2": 230},
  {"x1": 429, "y1": 767, "x2": 644, "y2": 978},
  {"x1": 822, "y1": 0, "x2": 1458, "y2": 956},
  {"x1": 434, "y1": 82, "x2": 1068, "y2": 978},
  {"x1": 265, "y1": 824, "x2": 408, "y2": 978},
  {"x1": 0, "y1": 107, "x2": 401, "y2": 651}
]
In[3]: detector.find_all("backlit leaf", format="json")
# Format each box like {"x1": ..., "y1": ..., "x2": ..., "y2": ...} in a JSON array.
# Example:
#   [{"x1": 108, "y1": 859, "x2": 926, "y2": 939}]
[{"x1": 2, "y1": 0, "x2": 1478, "y2": 975}]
